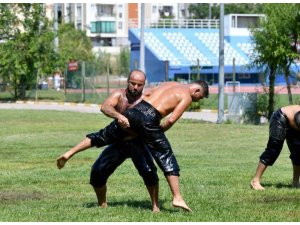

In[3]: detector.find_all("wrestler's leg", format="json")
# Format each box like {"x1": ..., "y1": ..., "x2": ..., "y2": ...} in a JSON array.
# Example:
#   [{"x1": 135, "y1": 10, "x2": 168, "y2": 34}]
[
  {"x1": 251, "y1": 128, "x2": 285, "y2": 190},
  {"x1": 250, "y1": 161, "x2": 267, "y2": 190},
  {"x1": 126, "y1": 109, "x2": 192, "y2": 211},
  {"x1": 130, "y1": 140, "x2": 160, "y2": 212},
  {"x1": 146, "y1": 184, "x2": 160, "y2": 213},
  {"x1": 57, "y1": 120, "x2": 126, "y2": 169},
  {"x1": 166, "y1": 175, "x2": 192, "y2": 212},
  {"x1": 286, "y1": 132, "x2": 300, "y2": 188},
  {"x1": 147, "y1": 138, "x2": 192, "y2": 212},
  {"x1": 90, "y1": 143, "x2": 128, "y2": 207},
  {"x1": 292, "y1": 165, "x2": 300, "y2": 188},
  {"x1": 93, "y1": 185, "x2": 107, "y2": 208},
  {"x1": 57, "y1": 137, "x2": 92, "y2": 169}
]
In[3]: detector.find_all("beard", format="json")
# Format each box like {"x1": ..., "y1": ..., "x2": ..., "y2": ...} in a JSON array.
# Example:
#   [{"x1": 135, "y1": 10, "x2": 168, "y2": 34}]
[{"x1": 127, "y1": 88, "x2": 142, "y2": 97}]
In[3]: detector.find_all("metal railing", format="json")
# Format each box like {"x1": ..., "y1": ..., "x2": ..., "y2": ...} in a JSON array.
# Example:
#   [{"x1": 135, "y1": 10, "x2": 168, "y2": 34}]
[{"x1": 128, "y1": 18, "x2": 219, "y2": 29}]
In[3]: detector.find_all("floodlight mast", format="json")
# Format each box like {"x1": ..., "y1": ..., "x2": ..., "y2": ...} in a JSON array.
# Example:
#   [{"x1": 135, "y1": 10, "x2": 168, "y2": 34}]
[
  {"x1": 217, "y1": 3, "x2": 225, "y2": 124},
  {"x1": 54, "y1": 3, "x2": 59, "y2": 52},
  {"x1": 139, "y1": 3, "x2": 145, "y2": 74}
]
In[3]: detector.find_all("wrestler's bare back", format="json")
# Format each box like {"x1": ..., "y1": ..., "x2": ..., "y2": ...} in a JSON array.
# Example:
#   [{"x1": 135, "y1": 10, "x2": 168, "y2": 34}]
[
  {"x1": 281, "y1": 105, "x2": 300, "y2": 130},
  {"x1": 144, "y1": 82, "x2": 192, "y2": 118}
]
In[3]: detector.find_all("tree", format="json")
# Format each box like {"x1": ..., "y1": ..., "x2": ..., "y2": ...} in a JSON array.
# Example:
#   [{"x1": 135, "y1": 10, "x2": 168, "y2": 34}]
[
  {"x1": 56, "y1": 23, "x2": 95, "y2": 91},
  {"x1": 273, "y1": 4, "x2": 300, "y2": 105},
  {"x1": 57, "y1": 23, "x2": 94, "y2": 71},
  {"x1": 0, "y1": 4, "x2": 57, "y2": 100},
  {"x1": 189, "y1": 3, "x2": 264, "y2": 19},
  {"x1": 251, "y1": 6, "x2": 282, "y2": 119},
  {"x1": 116, "y1": 47, "x2": 130, "y2": 76},
  {"x1": 251, "y1": 4, "x2": 300, "y2": 119},
  {"x1": 0, "y1": 4, "x2": 19, "y2": 40}
]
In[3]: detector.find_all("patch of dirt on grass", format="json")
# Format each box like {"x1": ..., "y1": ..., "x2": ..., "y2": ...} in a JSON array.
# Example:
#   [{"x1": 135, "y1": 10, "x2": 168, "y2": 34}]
[{"x1": 0, "y1": 190, "x2": 43, "y2": 202}]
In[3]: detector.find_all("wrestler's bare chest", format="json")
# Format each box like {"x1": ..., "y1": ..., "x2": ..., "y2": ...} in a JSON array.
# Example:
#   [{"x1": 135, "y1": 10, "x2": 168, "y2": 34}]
[{"x1": 116, "y1": 94, "x2": 137, "y2": 114}]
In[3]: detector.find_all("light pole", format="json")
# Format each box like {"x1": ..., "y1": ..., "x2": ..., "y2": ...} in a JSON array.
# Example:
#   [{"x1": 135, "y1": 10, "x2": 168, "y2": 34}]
[
  {"x1": 139, "y1": 3, "x2": 145, "y2": 73},
  {"x1": 217, "y1": 3, "x2": 224, "y2": 124},
  {"x1": 54, "y1": 3, "x2": 59, "y2": 52}
]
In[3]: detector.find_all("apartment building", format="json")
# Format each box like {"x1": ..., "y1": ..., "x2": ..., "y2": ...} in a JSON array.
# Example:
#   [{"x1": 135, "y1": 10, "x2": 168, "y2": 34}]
[{"x1": 46, "y1": 3, "x2": 190, "y2": 54}]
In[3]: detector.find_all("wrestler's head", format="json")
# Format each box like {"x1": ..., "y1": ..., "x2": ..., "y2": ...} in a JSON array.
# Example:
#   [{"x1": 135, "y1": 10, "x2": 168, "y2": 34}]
[
  {"x1": 127, "y1": 70, "x2": 146, "y2": 97},
  {"x1": 294, "y1": 111, "x2": 300, "y2": 128},
  {"x1": 191, "y1": 80, "x2": 209, "y2": 101}
]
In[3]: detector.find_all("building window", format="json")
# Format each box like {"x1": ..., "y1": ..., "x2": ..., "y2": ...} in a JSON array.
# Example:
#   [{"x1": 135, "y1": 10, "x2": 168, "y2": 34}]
[
  {"x1": 238, "y1": 73, "x2": 250, "y2": 79},
  {"x1": 231, "y1": 15, "x2": 236, "y2": 28},
  {"x1": 118, "y1": 21, "x2": 122, "y2": 29},
  {"x1": 119, "y1": 12, "x2": 122, "y2": 18},
  {"x1": 96, "y1": 4, "x2": 114, "y2": 17},
  {"x1": 181, "y1": 9, "x2": 185, "y2": 17},
  {"x1": 152, "y1": 5, "x2": 157, "y2": 13},
  {"x1": 91, "y1": 21, "x2": 116, "y2": 33},
  {"x1": 225, "y1": 74, "x2": 233, "y2": 80},
  {"x1": 77, "y1": 5, "x2": 82, "y2": 18}
]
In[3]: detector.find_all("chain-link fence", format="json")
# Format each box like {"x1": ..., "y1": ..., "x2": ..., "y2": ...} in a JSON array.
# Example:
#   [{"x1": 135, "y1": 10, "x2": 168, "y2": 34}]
[
  {"x1": 0, "y1": 61, "x2": 129, "y2": 104},
  {"x1": 61, "y1": 61, "x2": 127, "y2": 104}
]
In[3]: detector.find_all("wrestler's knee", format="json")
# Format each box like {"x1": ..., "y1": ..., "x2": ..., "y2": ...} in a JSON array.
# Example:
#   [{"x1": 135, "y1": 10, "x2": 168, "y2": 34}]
[
  {"x1": 259, "y1": 155, "x2": 275, "y2": 166},
  {"x1": 86, "y1": 132, "x2": 105, "y2": 148},
  {"x1": 287, "y1": 138, "x2": 300, "y2": 166},
  {"x1": 164, "y1": 170, "x2": 180, "y2": 177},
  {"x1": 90, "y1": 170, "x2": 108, "y2": 188},
  {"x1": 142, "y1": 171, "x2": 159, "y2": 186},
  {"x1": 86, "y1": 121, "x2": 123, "y2": 148},
  {"x1": 260, "y1": 138, "x2": 284, "y2": 166}
]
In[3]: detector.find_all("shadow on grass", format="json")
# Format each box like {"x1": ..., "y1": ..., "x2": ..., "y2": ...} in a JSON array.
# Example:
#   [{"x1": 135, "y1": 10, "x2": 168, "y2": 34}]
[
  {"x1": 261, "y1": 182, "x2": 295, "y2": 189},
  {"x1": 83, "y1": 199, "x2": 177, "y2": 212}
]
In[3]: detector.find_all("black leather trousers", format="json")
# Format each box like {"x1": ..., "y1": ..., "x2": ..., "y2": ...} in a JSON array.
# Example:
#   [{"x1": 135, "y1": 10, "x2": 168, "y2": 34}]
[
  {"x1": 87, "y1": 100, "x2": 180, "y2": 176},
  {"x1": 260, "y1": 108, "x2": 300, "y2": 166},
  {"x1": 90, "y1": 138, "x2": 159, "y2": 187}
]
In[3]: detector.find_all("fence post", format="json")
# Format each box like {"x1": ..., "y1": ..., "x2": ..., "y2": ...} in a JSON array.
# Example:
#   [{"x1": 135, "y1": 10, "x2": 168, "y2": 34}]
[
  {"x1": 197, "y1": 58, "x2": 200, "y2": 80},
  {"x1": 106, "y1": 63, "x2": 110, "y2": 97},
  {"x1": 81, "y1": 61, "x2": 86, "y2": 103}
]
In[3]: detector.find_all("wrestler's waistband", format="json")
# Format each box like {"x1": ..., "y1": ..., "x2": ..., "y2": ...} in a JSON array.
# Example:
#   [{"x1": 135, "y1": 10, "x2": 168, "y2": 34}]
[
  {"x1": 134, "y1": 100, "x2": 162, "y2": 119},
  {"x1": 278, "y1": 108, "x2": 288, "y2": 120},
  {"x1": 271, "y1": 108, "x2": 288, "y2": 124}
]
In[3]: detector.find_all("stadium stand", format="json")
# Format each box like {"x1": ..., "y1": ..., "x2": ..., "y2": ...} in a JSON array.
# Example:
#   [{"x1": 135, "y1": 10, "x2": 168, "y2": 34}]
[
  {"x1": 129, "y1": 16, "x2": 300, "y2": 85},
  {"x1": 129, "y1": 28, "x2": 261, "y2": 84}
]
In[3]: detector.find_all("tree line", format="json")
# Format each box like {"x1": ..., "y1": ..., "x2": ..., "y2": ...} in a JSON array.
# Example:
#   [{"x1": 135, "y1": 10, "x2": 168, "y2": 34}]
[{"x1": 0, "y1": 3, "x2": 129, "y2": 100}]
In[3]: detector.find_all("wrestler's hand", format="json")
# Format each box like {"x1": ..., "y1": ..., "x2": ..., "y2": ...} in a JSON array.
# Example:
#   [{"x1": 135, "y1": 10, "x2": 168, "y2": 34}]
[
  {"x1": 117, "y1": 114, "x2": 130, "y2": 129},
  {"x1": 57, "y1": 155, "x2": 68, "y2": 169}
]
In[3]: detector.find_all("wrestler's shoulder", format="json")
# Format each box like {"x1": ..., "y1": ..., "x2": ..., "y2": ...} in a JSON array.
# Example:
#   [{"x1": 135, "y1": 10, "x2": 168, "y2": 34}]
[{"x1": 110, "y1": 88, "x2": 126, "y2": 95}]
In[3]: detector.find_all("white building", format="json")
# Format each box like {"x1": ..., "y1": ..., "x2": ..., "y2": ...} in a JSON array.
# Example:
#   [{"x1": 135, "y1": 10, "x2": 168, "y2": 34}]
[{"x1": 46, "y1": 3, "x2": 191, "y2": 55}]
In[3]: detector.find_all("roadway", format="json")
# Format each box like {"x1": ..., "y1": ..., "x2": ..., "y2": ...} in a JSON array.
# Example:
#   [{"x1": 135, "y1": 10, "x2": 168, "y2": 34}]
[{"x1": 0, "y1": 101, "x2": 218, "y2": 123}]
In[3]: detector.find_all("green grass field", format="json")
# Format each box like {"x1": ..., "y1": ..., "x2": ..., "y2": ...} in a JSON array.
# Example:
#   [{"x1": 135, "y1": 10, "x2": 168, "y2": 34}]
[{"x1": 0, "y1": 109, "x2": 300, "y2": 222}]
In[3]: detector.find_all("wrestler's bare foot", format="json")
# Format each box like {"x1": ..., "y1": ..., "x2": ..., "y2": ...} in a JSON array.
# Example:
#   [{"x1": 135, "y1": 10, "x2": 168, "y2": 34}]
[
  {"x1": 99, "y1": 202, "x2": 108, "y2": 208},
  {"x1": 57, "y1": 155, "x2": 68, "y2": 169},
  {"x1": 152, "y1": 206, "x2": 160, "y2": 213},
  {"x1": 172, "y1": 198, "x2": 192, "y2": 212},
  {"x1": 250, "y1": 179, "x2": 265, "y2": 190}
]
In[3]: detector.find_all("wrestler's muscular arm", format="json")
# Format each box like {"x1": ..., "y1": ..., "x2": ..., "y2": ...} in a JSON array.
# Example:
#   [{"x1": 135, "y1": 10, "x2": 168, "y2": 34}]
[
  {"x1": 160, "y1": 97, "x2": 192, "y2": 132},
  {"x1": 101, "y1": 90, "x2": 130, "y2": 129}
]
